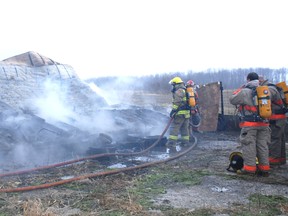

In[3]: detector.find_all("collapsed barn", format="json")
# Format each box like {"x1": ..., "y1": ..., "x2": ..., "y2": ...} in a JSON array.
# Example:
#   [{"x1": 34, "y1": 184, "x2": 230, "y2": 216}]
[{"x1": 1, "y1": 51, "x2": 181, "y2": 170}]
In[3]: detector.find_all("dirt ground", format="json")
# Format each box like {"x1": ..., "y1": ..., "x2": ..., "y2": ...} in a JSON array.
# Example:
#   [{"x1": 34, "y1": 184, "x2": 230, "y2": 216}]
[{"x1": 0, "y1": 130, "x2": 287, "y2": 216}]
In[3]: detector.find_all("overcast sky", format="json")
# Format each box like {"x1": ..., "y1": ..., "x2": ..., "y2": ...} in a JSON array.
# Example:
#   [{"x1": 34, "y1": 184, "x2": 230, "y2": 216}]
[{"x1": 1, "y1": 0, "x2": 287, "y2": 79}]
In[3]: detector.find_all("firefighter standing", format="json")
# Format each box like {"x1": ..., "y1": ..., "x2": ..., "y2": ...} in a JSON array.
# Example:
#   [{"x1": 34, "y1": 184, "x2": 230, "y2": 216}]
[
  {"x1": 259, "y1": 76, "x2": 287, "y2": 166},
  {"x1": 229, "y1": 72, "x2": 270, "y2": 176},
  {"x1": 186, "y1": 80, "x2": 202, "y2": 133},
  {"x1": 166, "y1": 77, "x2": 190, "y2": 151}
]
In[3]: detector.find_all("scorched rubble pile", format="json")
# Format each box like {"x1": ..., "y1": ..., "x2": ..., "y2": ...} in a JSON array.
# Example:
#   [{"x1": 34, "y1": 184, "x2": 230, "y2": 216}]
[{"x1": 0, "y1": 51, "x2": 168, "y2": 169}]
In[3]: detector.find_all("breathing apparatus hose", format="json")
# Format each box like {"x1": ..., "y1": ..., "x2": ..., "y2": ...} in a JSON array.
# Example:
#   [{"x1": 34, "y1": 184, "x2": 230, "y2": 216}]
[
  {"x1": 0, "y1": 117, "x2": 174, "y2": 178},
  {"x1": 0, "y1": 117, "x2": 198, "y2": 193}
]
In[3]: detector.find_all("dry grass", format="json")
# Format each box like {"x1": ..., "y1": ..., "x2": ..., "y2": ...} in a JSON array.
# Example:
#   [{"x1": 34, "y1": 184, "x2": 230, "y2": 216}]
[
  {"x1": 99, "y1": 191, "x2": 143, "y2": 214},
  {"x1": 23, "y1": 199, "x2": 55, "y2": 216}
]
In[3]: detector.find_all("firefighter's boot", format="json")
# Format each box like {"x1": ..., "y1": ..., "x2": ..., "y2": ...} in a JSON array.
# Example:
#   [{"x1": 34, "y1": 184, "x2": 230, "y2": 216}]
[
  {"x1": 256, "y1": 170, "x2": 270, "y2": 177},
  {"x1": 165, "y1": 140, "x2": 176, "y2": 148},
  {"x1": 165, "y1": 140, "x2": 177, "y2": 154},
  {"x1": 236, "y1": 169, "x2": 255, "y2": 176}
]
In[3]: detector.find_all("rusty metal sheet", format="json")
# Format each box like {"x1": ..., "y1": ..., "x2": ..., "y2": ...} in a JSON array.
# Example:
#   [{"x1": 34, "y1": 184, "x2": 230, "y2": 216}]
[{"x1": 197, "y1": 82, "x2": 220, "y2": 131}]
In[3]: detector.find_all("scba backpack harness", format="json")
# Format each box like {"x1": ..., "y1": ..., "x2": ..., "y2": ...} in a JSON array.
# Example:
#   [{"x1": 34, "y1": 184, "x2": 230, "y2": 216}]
[
  {"x1": 276, "y1": 81, "x2": 288, "y2": 106},
  {"x1": 186, "y1": 86, "x2": 201, "y2": 127},
  {"x1": 253, "y1": 86, "x2": 272, "y2": 119},
  {"x1": 240, "y1": 85, "x2": 272, "y2": 122},
  {"x1": 186, "y1": 86, "x2": 196, "y2": 107},
  {"x1": 268, "y1": 81, "x2": 288, "y2": 114}
]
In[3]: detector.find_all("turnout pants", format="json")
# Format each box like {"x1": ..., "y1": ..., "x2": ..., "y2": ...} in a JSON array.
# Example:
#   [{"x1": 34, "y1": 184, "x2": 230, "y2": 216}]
[
  {"x1": 269, "y1": 118, "x2": 286, "y2": 165},
  {"x1": 239, "y1": 126, "x2": 270, "y2": 173},
  {"x1": 167, "y1": 114, "x2": 190, "y2": 146}
]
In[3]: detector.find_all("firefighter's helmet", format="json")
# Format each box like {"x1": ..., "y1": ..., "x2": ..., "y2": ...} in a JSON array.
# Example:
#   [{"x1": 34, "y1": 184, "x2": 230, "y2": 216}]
[
  {"x1": 169, "y1": 77, "x2": 183, "y2": 85},
  {"x1": 186, "y1": 80, "x2": 195, "y2": 86},
  {"x1": 227, "y1": 152, "x2": 244, "y2": 172}
]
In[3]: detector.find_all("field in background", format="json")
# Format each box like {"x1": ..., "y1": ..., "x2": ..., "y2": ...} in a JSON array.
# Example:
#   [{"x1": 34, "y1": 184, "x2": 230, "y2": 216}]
[{"x1": 130, "y1": 90, "x2": 237, "y2": 116}]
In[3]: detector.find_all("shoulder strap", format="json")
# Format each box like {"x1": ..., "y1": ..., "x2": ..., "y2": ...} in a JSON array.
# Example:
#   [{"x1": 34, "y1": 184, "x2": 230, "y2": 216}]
[
  {"x1": 244, "y1": 86, "x2": 258, "y2": 99},
  {"x1": 268, "y1": 83, "x2": 287, "y2": 108}
]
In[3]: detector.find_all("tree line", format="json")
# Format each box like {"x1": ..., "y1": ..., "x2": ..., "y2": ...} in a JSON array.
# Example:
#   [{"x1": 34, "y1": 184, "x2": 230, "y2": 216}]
[{"x1": 87, "y1": 68, "x2": 288, "y2": 93}]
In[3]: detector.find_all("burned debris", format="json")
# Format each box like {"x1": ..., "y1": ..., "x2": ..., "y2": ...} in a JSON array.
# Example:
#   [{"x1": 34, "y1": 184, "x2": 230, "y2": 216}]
[{"x1": 0, "y1": 51, "x2": 171, "y2": 170}]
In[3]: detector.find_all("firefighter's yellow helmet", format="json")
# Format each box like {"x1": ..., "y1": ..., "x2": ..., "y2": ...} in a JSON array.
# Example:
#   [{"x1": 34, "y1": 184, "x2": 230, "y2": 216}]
[{"x1": 169, "y1": 77, "x2": 183, "y2": 85}]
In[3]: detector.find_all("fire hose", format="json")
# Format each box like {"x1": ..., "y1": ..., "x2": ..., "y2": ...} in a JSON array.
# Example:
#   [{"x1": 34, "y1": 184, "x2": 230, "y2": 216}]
[{"x1": 0, "y1": 117, "x2": 198, "y2": 193}]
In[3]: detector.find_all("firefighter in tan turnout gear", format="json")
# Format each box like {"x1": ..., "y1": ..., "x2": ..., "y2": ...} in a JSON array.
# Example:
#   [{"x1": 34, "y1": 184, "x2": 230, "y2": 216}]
[
  {"x1": 229, "y1": 72, "x2": 270, "y2": 176},
  {"x1": 166, "y1": 77, "x2": 190, "y2": 152},
  {"x1": 259, "y1": 75, "x2": 287, "y2": 166}
]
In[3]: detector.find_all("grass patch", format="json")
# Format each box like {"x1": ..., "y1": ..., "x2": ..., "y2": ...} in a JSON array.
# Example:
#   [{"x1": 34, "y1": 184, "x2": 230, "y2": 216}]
[
  {"x1": 0, "y1": 198, "x2": 7, "y2": 208},
  {"x1": 172, "y1": 169, "x2": 210, "y2": 186},
  {"x1": 247, "y1": 193, "x2": 288, "y2": 215},
  {"x1": 60, "y1": 181, "x2": 91, "y2": 191},
  {"x1": 135, "y1": 172, "x2": 168, "y2": 195},
  {"x1": 72, "y1": 197, "x2": 97, "y2": 212},
  {"x1": 98, "y1": 211, "x2": 128, "y2": 216},
  {"x1": 156, "y1": 205, "x2": 215, "y2": 216},
  {"x1": 224, "y1": 194, "x2": 288, "y2": 216},
  {"x1": 129, "y1": 167, "x2": 210, "y2": 209}
]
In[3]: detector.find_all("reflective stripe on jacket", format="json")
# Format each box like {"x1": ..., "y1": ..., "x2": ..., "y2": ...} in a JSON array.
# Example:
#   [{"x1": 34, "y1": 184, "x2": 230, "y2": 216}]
[
  {"x1": 239, "y1": 121, "x2": 269, "y2": 128},
  {"x1": 269, "y1": 114, "x2": 286, "y2": 120},
  {"x1": 230, "y1": 80, "x2": 269, "y2": 127},
  {"x1": 172, "y1": 83, "x2": 190, "y2": 117}
]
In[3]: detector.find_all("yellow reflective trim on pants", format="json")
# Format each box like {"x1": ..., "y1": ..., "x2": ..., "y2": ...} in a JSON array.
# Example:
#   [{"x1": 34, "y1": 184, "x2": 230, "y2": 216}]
[
  {"x1": 181, "y1": 136, "x2": 189, "y2": 141},
  {"x1": 169, "y1": 135, "x2": 178, "y2": 140},
  {"x1": 178, "y1": 110, "x2": 190, "y2": 114}
]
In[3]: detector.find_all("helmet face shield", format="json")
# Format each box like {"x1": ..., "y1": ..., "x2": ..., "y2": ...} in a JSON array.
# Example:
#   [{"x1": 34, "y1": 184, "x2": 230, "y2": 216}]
[{"x1": 171, "y1": 85, "x2": 176, "y2": 93}]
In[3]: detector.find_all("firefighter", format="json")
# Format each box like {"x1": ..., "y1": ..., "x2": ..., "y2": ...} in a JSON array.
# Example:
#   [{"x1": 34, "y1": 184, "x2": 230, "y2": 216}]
[
  {"x1": 186, "y1": 80, "x2": 202, "y2": 134},
  {"x1": 166, "y1": 77, "x2": 190, "y2": 152},
  {"x1": 229, "y1": 72, "x2": 270, "y2": 176},
  {"x1": 259, "y1": 75, "x2": 287, "y2": 166}
]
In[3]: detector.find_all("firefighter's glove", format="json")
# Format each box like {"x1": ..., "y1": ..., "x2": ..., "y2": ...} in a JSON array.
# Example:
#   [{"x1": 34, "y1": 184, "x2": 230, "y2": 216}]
[{"x1": 170, "y1": 109, "x2": 177, "y2": 118}]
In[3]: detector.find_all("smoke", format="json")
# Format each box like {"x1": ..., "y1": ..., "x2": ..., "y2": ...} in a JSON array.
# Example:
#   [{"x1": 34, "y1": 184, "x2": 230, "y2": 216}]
[
  {"x1": 88, "y1": 82, "x2": 122, "y2": 106},
  {"x1": 87, "y1": 76, "x2": 141, "y2": 106},
  {"x1": 29, "y1": 77, "x2": 167, "y2": 135},
  {"x1": 87, "y1": 76, "x2": 167, "y2": 109},
  {"x1": 0, "y1": 76, "x2": 170, "y2": 170},
  {"x1": 32, "y1": 79, "x2": 77, "y2": 124},
  {"x1": 86, "y1": 77, "x2": 170, "y2": 135},
  {"x1": 28, "y1": 78, "x2": 129, "y2": 135}
]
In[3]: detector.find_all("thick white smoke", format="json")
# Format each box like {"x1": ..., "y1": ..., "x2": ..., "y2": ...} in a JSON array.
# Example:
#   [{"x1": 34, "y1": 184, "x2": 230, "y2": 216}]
[
  {"x1": 87, "y1": 77, "x2": 139, "y2": 106},
  {"x1": 0, "y1": 77, "x2": 169, "y2": 170},
  {"x1": 32, "y1": 79, "x2": 77, "y2": 124}
]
